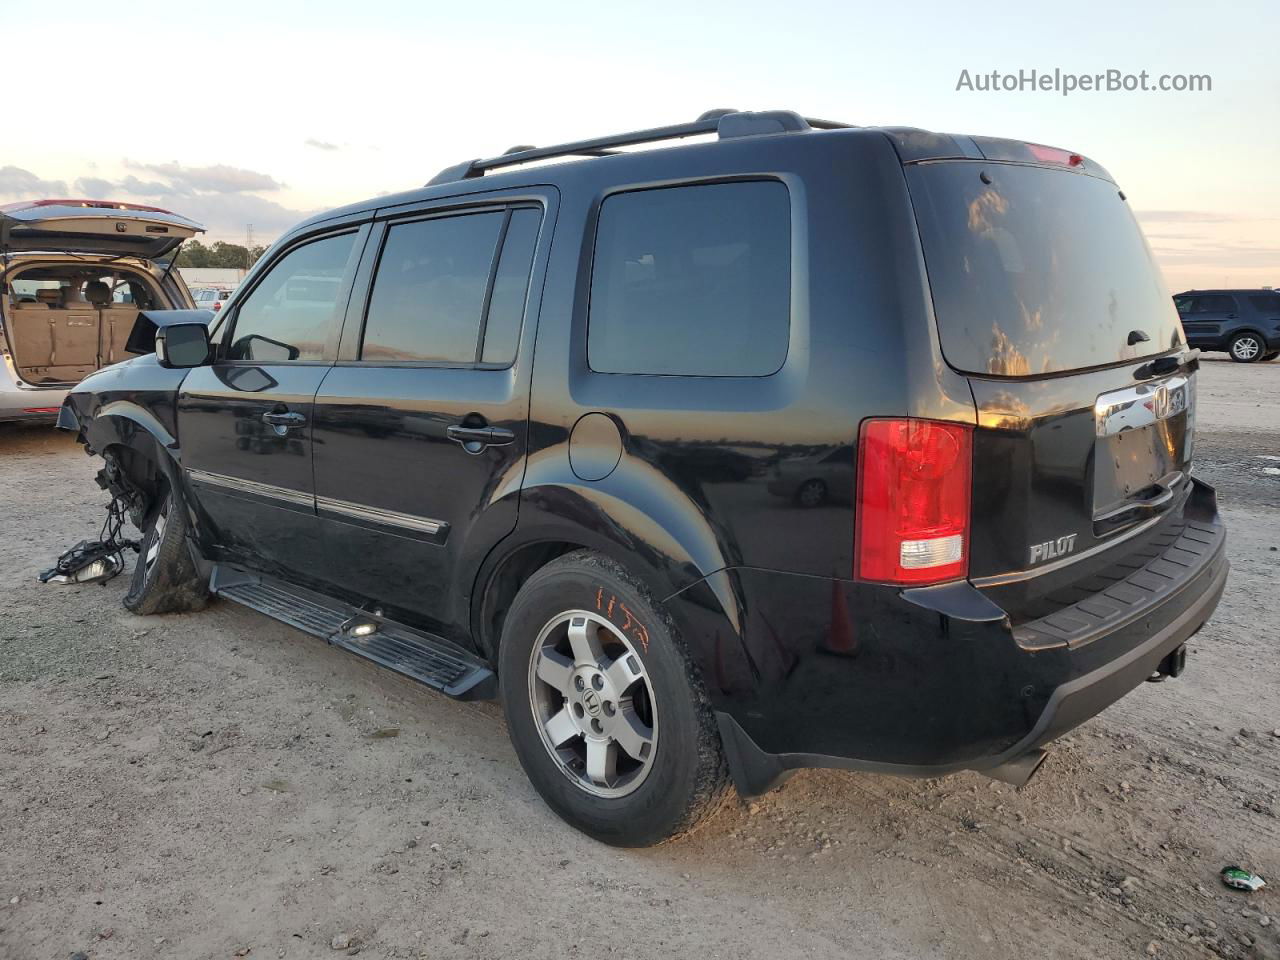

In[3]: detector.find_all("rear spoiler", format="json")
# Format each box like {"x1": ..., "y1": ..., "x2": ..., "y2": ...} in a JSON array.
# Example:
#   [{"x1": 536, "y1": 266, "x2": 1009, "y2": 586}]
[
  {"x1": 125, "y1": 308, "x2": 215, "y2": 356},
  {"x1": 883, "y1": 128, "x2": 1114, "y2": 182}
]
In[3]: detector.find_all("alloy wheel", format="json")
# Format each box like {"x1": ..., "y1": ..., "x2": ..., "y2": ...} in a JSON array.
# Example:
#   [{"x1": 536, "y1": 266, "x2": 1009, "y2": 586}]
[
  {"x1": 1233, "y1": 336, "x2": 1261, "y2": 360},
  {"x1": 527, "y1": 610, "x2": 657, "y2": 798},
  {"x1": 142, "y1": 499, "x2": 169, "y2": 582}
]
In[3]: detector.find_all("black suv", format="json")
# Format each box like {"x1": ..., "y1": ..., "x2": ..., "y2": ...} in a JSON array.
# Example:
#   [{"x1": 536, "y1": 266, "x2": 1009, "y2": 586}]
[
  {"x1": 59, "y1": 110, "x2": 1228, "y2": 846},
  {"x1": 1173, "y1": 289, "x2": 1280, "y2": 362}
]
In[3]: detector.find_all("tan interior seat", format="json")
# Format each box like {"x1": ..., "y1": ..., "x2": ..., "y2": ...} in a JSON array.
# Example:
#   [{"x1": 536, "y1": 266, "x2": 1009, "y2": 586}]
[
  {"x1": 7, "y1": 285, "x2": 99, "y2": 383},
  {"x1": 90, "y1": 281, "x2": 141, "y2": 365}
]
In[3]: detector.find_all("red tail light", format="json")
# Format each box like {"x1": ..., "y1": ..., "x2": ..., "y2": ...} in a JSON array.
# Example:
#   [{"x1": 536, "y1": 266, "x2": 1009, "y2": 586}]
[{"x1": 855, "y1": 419, "x2": 973, "y2": 585}]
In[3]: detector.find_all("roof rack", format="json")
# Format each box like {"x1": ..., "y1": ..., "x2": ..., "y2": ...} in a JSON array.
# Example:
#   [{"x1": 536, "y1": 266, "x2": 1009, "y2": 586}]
[{"x1": 427, "y1": 109, "x2": 851, "y2": 186}]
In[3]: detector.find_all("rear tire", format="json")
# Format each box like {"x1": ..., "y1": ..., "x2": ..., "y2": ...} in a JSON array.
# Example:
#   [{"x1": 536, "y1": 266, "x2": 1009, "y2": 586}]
[
  {"x1": 1228, "y1": 332, "x2": 1264, "y2": 362},
  {"x1": 123, "y1": 485, "x2": 209, "y2": 615},
  {"x1": 1262, "y1": 350, "x2": 1279, "y2": 362},
  {"x1": 498, "y1": 550, "x2": 730, "y2": 846}
]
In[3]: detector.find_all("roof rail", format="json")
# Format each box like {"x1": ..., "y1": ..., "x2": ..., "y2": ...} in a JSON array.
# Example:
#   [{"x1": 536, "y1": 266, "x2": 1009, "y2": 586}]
[{"x1": 426, "y1": 109, "x2": 852, "y2": 186}]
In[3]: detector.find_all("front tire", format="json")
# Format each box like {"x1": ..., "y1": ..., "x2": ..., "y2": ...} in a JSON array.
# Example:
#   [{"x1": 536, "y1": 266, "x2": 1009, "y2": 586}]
[
  {"x1": 498, "y1": 550, "x2": 730, "y2": 846},
  {"x1": 1228, "y1": 332, "x2": 1264, "y2": 362},
  {"x1": 123, "y1": 486, "x2": 209, "y2": 615}
]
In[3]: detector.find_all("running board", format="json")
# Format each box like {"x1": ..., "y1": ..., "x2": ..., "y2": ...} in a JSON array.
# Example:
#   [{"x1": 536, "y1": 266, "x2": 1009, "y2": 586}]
[{"x1": 210, "y1": 565, "x2": 496, "y2": 700}]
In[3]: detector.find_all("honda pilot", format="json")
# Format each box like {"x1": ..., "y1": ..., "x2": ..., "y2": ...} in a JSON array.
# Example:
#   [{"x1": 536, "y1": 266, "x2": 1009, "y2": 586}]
[{"x1": 58, "y1": 110, "x2": 1228, "y2": 846}]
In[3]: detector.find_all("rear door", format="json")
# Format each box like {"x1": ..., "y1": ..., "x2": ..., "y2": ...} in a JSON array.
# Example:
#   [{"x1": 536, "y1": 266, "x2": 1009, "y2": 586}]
[
  {"x1": 1177, "y1": 293, "x2": 1237, "y2": 345},
  {"x1": 178, "y1": 226, "x2": 367, "y2": 581},
  {"x1": 906, "y1": 158, "x2": 1196, "y2": 621},
  {"x1": 309, "y1": 191, "x2": 553, "y2": 641}
]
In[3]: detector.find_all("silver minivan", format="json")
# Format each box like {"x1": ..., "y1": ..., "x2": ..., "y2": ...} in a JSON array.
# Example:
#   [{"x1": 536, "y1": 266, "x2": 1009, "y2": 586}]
[{"x1": 1, "y1": 199, "x2": 203, "y2": 422}]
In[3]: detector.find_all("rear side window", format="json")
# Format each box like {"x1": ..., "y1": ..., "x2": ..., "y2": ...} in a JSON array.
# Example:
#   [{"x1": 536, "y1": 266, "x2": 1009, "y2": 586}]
[
  {"x1": 361, "y1": 207, "x2": 541, "y2": 365},
  {"x1": 588, "y1": 180, "x2": 790, "y2": 376},
  {"x1": 1195, "y1": 294, "x2": 1237, "y2": 313},
  {"x1": 227, "y1": 232, "x2": 357, "y2": 362},
  {"x1": 1248, "y1": 294, "x2": 1280, "y2": 313},
  {"x1": 908, "y1": 163, "x2": 1182, "y2": 376}
]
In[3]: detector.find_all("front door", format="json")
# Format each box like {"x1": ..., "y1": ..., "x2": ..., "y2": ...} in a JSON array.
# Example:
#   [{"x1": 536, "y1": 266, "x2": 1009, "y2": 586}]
[
  {"x1": 310, "y1": 197, "x2": 551, "y2": 642},
  {"x1": 179, "y1": 226, "x2": 367, "y2": 582}
]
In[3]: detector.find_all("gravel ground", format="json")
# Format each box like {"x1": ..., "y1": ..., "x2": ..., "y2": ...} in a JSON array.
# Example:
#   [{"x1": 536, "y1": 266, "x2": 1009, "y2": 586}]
[{"x1": 1, "y1": 358, "x2": 1278, "y2": 960}]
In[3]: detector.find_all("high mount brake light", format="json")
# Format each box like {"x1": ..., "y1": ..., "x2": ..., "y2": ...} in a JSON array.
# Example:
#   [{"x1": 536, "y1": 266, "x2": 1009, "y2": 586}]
[
  {"x1": 855, "y1": 419, "x2": 973, "y2": 585},
  {"x1": 1027, "y1": 143, "x2": 1083, "y2": 167}
]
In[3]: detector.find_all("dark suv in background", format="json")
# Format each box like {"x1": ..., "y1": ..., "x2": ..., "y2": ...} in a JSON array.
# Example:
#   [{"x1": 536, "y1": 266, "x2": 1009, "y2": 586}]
[
  {"x1": 1173, "y1": 289, "x2": 1280, "y2": 362},
  {"x1": 59, "y1": 109, "x2": 1227, "y2": 846}
]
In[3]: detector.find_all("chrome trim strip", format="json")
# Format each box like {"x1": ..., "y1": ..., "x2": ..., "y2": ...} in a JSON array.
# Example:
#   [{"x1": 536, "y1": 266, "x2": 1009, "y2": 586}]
[
  {"x1": 316, "y1": 495, "x2": 445, "y2": 536},
  {"x1": 187, "y1": 469, "x2": 314, "y2": 508}
]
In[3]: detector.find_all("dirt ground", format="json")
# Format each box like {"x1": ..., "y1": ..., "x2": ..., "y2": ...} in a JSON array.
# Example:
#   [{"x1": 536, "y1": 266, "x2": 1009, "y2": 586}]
[{"x1": 1, "y1": 358, "x2": 1278, "y2": 960}]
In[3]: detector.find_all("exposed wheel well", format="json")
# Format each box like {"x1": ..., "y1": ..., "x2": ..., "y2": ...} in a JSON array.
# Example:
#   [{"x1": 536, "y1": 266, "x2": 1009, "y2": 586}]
[
  {"x1": 476, "y1": 540, "x2": 587, "y2": 663},
  {"x1": 1229, "y1": 328, "x2": 1269, "y2": 344},
  {"x1": 100, "y1": 438, "x2": 169, "y2": 526}
]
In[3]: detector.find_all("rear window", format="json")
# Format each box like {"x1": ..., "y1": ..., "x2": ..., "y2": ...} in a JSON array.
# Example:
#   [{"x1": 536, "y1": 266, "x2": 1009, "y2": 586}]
[
  {"x1": 907, "y1": 163, "x2": 1182, "y2": 376},
  {"x1": 1248, "y1": 294, "x2": 1280, "y2": 313}
]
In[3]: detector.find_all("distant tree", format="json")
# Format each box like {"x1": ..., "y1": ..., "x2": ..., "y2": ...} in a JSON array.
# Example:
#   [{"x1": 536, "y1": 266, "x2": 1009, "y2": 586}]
[
  {"x1": 175, "y1": 239, "x2": 212, "y2": 267},
  {"x1": 177, "y1": 239, "x2": 269, "y2": 270},
  {"x1": 209, "y1": 241, "x2": 252, "y2": 269}
]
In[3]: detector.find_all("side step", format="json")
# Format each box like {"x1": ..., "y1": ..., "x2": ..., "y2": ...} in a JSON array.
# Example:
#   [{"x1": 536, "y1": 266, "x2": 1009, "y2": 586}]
[{"x1": 210, "y1": 565, "x2": 496, "y2": 700}]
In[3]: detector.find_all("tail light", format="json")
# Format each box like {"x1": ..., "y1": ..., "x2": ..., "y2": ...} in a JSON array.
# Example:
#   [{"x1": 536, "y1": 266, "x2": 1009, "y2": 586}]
[{"x1": 855, "y1": 419, "x2": 973, "y2": 585}]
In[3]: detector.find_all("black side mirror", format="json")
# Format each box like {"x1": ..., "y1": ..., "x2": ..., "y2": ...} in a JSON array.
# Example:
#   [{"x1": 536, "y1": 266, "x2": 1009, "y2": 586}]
[{"x1": 156, "y1": 322, "x2": 212, "y2": 369}]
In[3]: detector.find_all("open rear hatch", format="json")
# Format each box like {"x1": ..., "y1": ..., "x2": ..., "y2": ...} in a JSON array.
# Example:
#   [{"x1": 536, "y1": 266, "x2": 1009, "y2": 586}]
[
  {"x1": 904, "y1": 146, "x2": 1203, "y2": 630},
  {"x1": 1, "y1": 199, "x2": 203, "y2": 260}
]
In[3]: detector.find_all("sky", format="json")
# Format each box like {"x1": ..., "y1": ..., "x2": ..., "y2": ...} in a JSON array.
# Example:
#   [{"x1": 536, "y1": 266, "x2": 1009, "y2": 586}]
[{"x1": 2, "y1": 0, "x2": 1277, "y2": 292}]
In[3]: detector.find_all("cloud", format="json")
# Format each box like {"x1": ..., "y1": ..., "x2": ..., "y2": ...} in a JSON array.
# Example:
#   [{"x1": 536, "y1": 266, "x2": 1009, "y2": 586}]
[
  {"x1": 75, "y1": 175, "x2": 178, "y2": 199},
  {"x1": 67, "y1": 163, "x2": 316, "y2": 241},
  {"x1": 304, "y1": 138, "x2": 339, "y2": 151},
  {"x1": 1135, "y1": 210, "x2": 1278, "y2": 226},
  {"x1": 124, "y1": 160, "x2": 283, "y2": 193},
  {"x1": 1149, "y1": 242, "x2": 1280, "y2": 270},
  {"x1": 0, "y1": 165, "x2": 68, "y2": 199}
]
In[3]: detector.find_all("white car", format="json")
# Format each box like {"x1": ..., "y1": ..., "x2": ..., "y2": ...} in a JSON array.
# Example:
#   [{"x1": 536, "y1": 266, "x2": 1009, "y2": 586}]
[
  {"x1": 1, "y1": 199, "x2": 204, "y2": 423},
  {"x1": 191, "y1": 287, "x2": 233, "y2": 313}
]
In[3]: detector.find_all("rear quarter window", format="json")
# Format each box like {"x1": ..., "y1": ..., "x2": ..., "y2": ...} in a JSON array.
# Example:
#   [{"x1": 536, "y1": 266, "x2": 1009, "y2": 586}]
[{"x1": 587, "y1": 180, "x2": 790, "y2": 377}]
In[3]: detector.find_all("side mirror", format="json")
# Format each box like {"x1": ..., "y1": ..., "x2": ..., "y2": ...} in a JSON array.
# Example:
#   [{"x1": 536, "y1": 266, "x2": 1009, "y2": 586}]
[{"x1": 155, "y1": 322, "x2": 212, "y2": 369}]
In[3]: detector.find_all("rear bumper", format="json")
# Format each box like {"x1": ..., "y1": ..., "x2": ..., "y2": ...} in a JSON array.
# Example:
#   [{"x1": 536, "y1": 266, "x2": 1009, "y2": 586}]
[
  {"x1": 702, "y1": 479, "x2": 1228, "y2": 795},
  {"x1": 0, "y1": 359, "x2": 67, "y2": 423}
]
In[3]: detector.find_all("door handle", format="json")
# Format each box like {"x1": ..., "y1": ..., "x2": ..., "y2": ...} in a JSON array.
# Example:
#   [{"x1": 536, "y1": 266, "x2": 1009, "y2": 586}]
[
  {"x1": 261, "y1": 411, "x2": 307, "y2": 427},
  {"x1": 446, "y1": 423, "x2": 516, "y2": 450}
]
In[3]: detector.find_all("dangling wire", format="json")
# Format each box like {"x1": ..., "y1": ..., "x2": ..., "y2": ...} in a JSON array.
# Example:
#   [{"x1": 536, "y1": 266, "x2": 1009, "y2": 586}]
[{"x1": 38, "y1": 493, "x2": 141, "y2": 585}]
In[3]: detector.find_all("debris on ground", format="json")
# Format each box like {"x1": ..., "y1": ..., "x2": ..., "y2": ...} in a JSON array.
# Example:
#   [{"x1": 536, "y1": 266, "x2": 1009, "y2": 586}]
[{"x1": 1220, "y1": 866, "x2": 1267, "y2": 892}]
